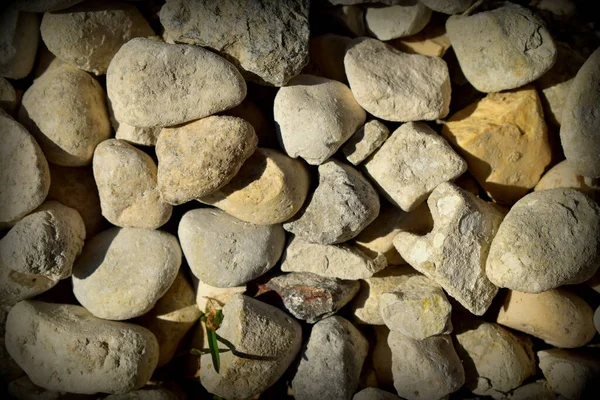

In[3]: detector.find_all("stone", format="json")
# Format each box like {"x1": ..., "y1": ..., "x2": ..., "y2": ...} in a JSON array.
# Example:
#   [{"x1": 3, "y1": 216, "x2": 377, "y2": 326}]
[
  {"x1": 274, "y1": 74, "x2": 366, "y2": 165},
  {"x1": 0, "y1": 261, "x2": 57, "y2": 307},
  {"x1": 365, "y1": 3, "x2": 432, "y2": 41},
  {"x1": 40, "y1": 1, "x2": 154, "y2": 75},
  {"x1": 199, "y1": 148, "x2": 310, "y2": 225},
  {"x1": 13, "y1": 0, "x2": 84, "y2": 12},
  {"x1": 284, "y1": 160, "x2": 379, "y2": 244},
  {"x1": 497, "y1": 289, "x2": 596, "y2": 349},
  {"x1": 420, "y1": 0, "x2": 474, "y2": 14},
  {"x1": 19, "y1": 64, "x2": 111, "y2": 167},
  {"x1": 0, "y1": 77, "x2": 17, "y2": 114},
  {"x1": 0, "y1": 110, "x2": 50, "y2": 228},
  {"x1": 388, "y1": 15, "x2": 452, "y2": 57},
  {"x1": 511, "y1": 381, "x2": 557, "y2": 400},
  {"x1": 345, "y1": 37, "x2": 450, "y2": 122},
  {"x1": 223, "y1": 99, "x2": 273, "y2": 147},
  {"x1": 1, "y1": 305, "x2": 23, "y2": 384},
  {"x1": 107, "y1": 38, "x2": 246, "y2": 128},
  {"x1": 116, "y1": 123, "x2": 162, "y2": 147},
  {"x1": 486, "y1": 189, "x2": 600, "y2": 293},
  {"x1": 538, "y1": 348, "x2": 600, "y2": 400},
  {"x1": 353, "y1": 388, "x2": 401, "y2": 400},
  {"x1": 364, "y1": 122, "x2": 467, "y2": 211},
  {"x1": 7, "y1": 376, "x2": 66, "y2": 400},
  {"x1": 292, "y1": 316, "x2": 368, "y2": 400},
  {"x1": 530, "y1": 0, "x2": 577, "y2": 20},
  {"x1": 5, "y1": 300, "x2": 159, "y2": 394},
  {"x1": 560, "y1": 47, "x2": 600, "y2": 178},
  {"x1": 446, "y1": 4, "x2": 557, "y2": 92},
  {"x1": 307, "y1": 34, "x2": 352, "y2": 83},
  {"x1": 179, "y1": 208, "x2": 285, "y2": 287},
  {"x1": 0, "y1": 10, "x2": 39, "y2": 79},
  {"x1": 281, "y1": 236, "x2": 387, "y2": 280},
  {"x1": 342, "y1": 119, "x2": 389, "y2": 166},
  {"x1": 93, "y1": 139, "x2": 172, "y2": 229},
  {"x1": 0, "y1": 201, "x2": 85, "y2": 281},
  {"x1": 195, "y1": 280, "x2": 246, "y2": 312},
  {"x1": 327, "y1": 5, "x2": 365, "y2": 36},
  {"x1": 200, "y1": 294, "x2": 302, "y2": 399},
  {"x1": 394, "y1": 183, "x2": 503, "y2": 315},
  {"x1": 156, "y1": 116, "x2": 257, "y2": 205},
  {"x1": 72, "y1": 227, "x2": 181, "y2": 320},
  {"x1": 263, "y1": 272, "x2": 360, "y2": 323},
  {"x1": 441, "y1": 86, "x2": 552, "y2": 205},
  {"x1": 379, "y1": 274, "x2": 452, "y2": 340},
  {"x1": 105, "y1": 388, "x2": 178, "y2": 400},
  {"x1": 160, "y1": 0, "x2": 309, "y2": 86},
  {"x1": 535, "y1": 160, "x2": 600, "y2": 197},
  {"x1": 372, "y1": 325, "x2": 394, "y2": 387},
  {"x1": 136, "y1": 272, "x2": 200, "y2": 367}
]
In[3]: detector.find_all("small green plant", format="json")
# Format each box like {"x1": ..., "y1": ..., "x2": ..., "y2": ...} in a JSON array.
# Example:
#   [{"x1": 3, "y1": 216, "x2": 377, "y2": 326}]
[{"x1": 190, "y1": 300, "x2": 225, "y2": 373}]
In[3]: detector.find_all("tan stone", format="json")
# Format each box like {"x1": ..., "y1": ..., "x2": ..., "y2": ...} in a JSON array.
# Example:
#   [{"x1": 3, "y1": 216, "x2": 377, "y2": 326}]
[
  {"x1": 538, "y1": 348, "x2": 600, "y2": 400},
  {"x1": 441, "y1": 86, "x2": 552, "y2": 205},
  {"x1": 534, "y1": 160, "x2": 599, "y2": 198},
  {"x1": 388, "y1": 16, "x2": 451, "y2": 57},
  {"x1": 196, "y1": 280, "x2": 246, "y2": 313}
]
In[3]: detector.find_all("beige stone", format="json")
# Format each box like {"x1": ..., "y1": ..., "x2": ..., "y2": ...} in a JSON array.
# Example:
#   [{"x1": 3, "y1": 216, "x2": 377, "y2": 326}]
[
  {"x1": 535, "y1": 160, "x2": 600, "y2": 197},
  {"x1": 116, "y1": 123, "x2": 162, "y2": 147},
  {"x1": 365, "y1": 3, "x2": 432, "y2": 41},
  {"x1": 538, "y1": 348, "x2": 600, "y2": 400},
  {"x1": 0, "y1": 77, "x2": 17, "y2": 114},
  {"x1": 510, "y1": 380, "x2": 557, "y2": 400},
  {"x1": 497, "y1": 289, "x2": 596, "y2": 349},
  {"x1": 0, "y1": 10, "x2": 39, "y2": 79},
  {"x1": 441, "y1": 86, "x2": 552, "y2": 205},
  {"x1": 388, "y1": 16, "x2": 452, "y2": 57},
  {"x1": 0, "y1": 260, "x2": 57, "y2": 307},
  {"x1": 342, "y1": 119, "x2": 389, "y2": 166},
  {"x1": 196, "y1": 280, "x2": 246, "y2": 313}
]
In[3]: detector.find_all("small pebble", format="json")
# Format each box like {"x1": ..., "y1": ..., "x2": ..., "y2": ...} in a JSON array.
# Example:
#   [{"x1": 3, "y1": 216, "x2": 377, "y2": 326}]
[{"x1": 342, "y1": 119, "x2": 389, "y2": 166}]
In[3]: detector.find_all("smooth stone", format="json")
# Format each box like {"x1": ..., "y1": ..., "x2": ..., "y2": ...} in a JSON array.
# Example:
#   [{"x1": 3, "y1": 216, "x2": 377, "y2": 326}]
[
  {"x1": 116, "y1": 122, "x2": 162, "y2": 147},
  {"x1": 365, "y1": 3, "x2": 432, "y2": 40},
  {"x1": 342, "y1": 119, "x2": 389, "y2": 166},
  {"x1": 420, "y1": 0, "x2": 474, "y2": 14},
  {"x1": 195, "y1": 280, "x2": 246, "y2": 313},
  {"x1": 0, "y1": 10, "x2": 39, "y2": 79},
  {"x1": 13, "y1": 0, "x2": 84, "y2": 12},
  {"x1": 510, "y1": 380, "x2": 557, "y2": 400},
  {"x1": 0, "y1": 77, "x2": 17, "y2": 114},
  {"x1": 538, "y1": 348, "x2": 600, "y2": 400},
  {"x1": 353, "y1": 388, "x2": 401, "y2": 400},
  {"x1": 307, "y1": 34, "x2": 352, "y2": 83},
  {"x1": 535, "y1": 160, "x2": 600, "y2": 198}
]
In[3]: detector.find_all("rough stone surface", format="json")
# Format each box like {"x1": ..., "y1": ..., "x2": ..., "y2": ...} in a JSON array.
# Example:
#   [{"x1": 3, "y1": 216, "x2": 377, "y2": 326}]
[
  {"x1": 535, "y1": 160, "x2": 600, "y2": 197},
  {"x1": 263, "y1": 272, "x2": 360, "y2": 323},
  {"x1": 116, "y1": 123, "x2": 162, "y2": 147},
  {"x1": 446, "y1": 4, "x2": 557, "y2": 92},
  {"x1": 342, "y1": 119, "x2": 389, "y2": 166},
  {"x1": 274, "y1": 74, "x2": 366, "y2": 165},
  {"x1": 353, "y1": 388, "x2": 401, "y2": 400},
  {"x1": 538, "y1": 349, "x2": 600, "y2": 400},
  {"x1": 105, "y1": 388, "x2": 178, "y2": 400},
  {"x1": 40, "y1": 1, "x2": 154, "y2": 75},
  {"x1": 0, "y1": 77, "x2": 17, "y2": 114},
  {"x1": 394, "y1": 183, "x2": 503, "y2": 315},
  {"x1": 179, "y1": 208, "x2": 285, "y2": 287},
  {"x1": 19, "y1": 64, "x2": 111, "y2": 167},
  {"x1": 200, "y1": 294, "x2": 302, "y2": 400},
  {"x1": 420, "y1": 0, "x2": 474, "y2": 14},
  {"x1": 292, "y1": 316, "x2": 368, "y2": 400},
  {"x1": 0, "y1": 110, "x2": 50, "y2": 228},
  {"x1": 284, "y1": 160, "x2": 379, "y2": 244},
  {"x1": 72, "y1": 227, "x2": 181, "y2": 320},
  {"x1": 281, "y1": 236, "x2": 387, "y2": 280},
  {"x1": 94, "y1": 139, "x2": 172, "y2": 229},
  {"x1": 12, "y1": 0, "x2": 84, "y2": 12},
  {"x1": 0, "y1": 261, "x2": 57, "y2": 307},
  {"x1": 0, "y1": 10, "x2": 39, "y2": 79},
  {"x1": 486, "y1": 189, "x2": 600, "y2": 293},
  {"x1": 196, "y1": 280, "x2": 246, "y2": 312},
  {"x1": 345, "y1": 37, "x2": 450, "y2": 122},
  {"x1": 364, "y1": 122, "x2": 467, "y2": 211},
  {"x1": 560, "y1": 47, "x2": 600, "y2": 178},
  {"x1": 441, "y1": 86, "x2": 552, "y2": 205},
  {"x1": 199, "y1": 148, "x2": 310, "y2": 225},
  {"x1": 107, "y1": 38, "x2": 246, "y2": 128},
  {"x1": 307, "y1": 34, "x2": 351, "y2": 83},
  {"x1": 389, "y1": 333, "x2": 464, "y2": 400},
  {"x1": 497, "y1": 289, "x2": 596, "y2": 349},
  {"x1": 157, "y1": 116, "x2": 257, "y2": 205},
  {"x1": 365, "y1": 3, "x2": 432, "y2": 40},
  {"x1": 5, "y1": 301, "x2": 159, "y2": 394}
]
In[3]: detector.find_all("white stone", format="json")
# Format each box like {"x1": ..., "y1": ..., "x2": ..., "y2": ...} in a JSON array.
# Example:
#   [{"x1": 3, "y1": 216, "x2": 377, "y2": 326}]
[{"x1": 195, "y1": 280, "x2": 246, "y2": 313}]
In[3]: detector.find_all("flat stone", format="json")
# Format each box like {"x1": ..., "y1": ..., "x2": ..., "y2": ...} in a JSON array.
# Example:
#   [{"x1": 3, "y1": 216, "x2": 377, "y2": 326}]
[
  {"x1": 534, "y1": 160, "x2": 600, "y2": 197},
  {"x1": 12, "y1": 0, "x2": 84, "y2": 12},
  {"x1": 345, "y1": 38, "x2": 450, "y2": 122},
  {"x1": 441, "y1": 86, "x2": 552, "y2": 205},
  {"x1": 420, "y1": 0, "x2": 474, "y2": 14},
  {"x1": 510, "y1": 380, "x2": 557, "y2": 400},
  {"x1": 365, "y1": 3, "x2": 431, "y2": 40},
  {"x1": 195, "y1": 280, "x2": 246, "y2": 313},
  {"x1": 0, "y1": 10, "x2": 39, "y2": 79},
  {"x1": 446, "y1": 4, "x2": 557, "y2": 92},
  {"x1": 538, "y1": 348, "x2": 600, "y2": 400},
  {"x1": 342, "y1": 119, "x2": 389, "y2": 166},
  {"x1": 364, "y1": 122, "x2": 467, "y2": 211},
  {"x1": 0, "y1": 77, "x2": 17, "y2": 114},
  {"x1": 353, "y1": 388, "x2": 401, "y2": 400},
  {"x1": 307, "y1": 34, "x2": 352, "y2": 83}
]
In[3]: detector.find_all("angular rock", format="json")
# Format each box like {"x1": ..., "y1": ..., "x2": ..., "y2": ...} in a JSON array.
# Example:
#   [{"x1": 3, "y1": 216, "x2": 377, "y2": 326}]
[
  {"x1": 0, "y1": 77, "x2": 17, "y2": 114},
  {"x1": 157, "y1": 116, "x2": 257, "y2": 204},
  {"x1": 116, "y1": 122, "x2": 162, "y2": 147},
  {"x1": 486, "y1": 189, "x2": 600, "y2": 293},
  {"x1": 365, "y1": 3, "x2": 432, "y2": 40},
  {"x1": 94, "y1": 139, "x2": 172, "y2": 229},
  {"x1": 72, "y1": 227, "x2": 181, "y2": 320},
  {"x1": 353, "y1": 388, "x2": 401, "y2": 400},
  {"x1": 274, "y1": 74, "x2": 366, "y2": 165},
  {"x1": 342, "y1": 119, "x2": 389, "y2": 166},
  {"x1": 307, "y1": 34, "x2": 352, "y2": 83},
  {"x1": 196, "y1": 280, "x2": 246, "y2": 313},
  {"x1": 420, "y1": 0, "x2": 474, "y2": 14},
  {"x1": 284, "y1": 160, "x2": 379, "y2": 244},
  {"x1": 345, "y1": 37, "x2": 450, "y2": 122},
  {"x1": 200, "y1": 294, "x2": 302, "y2": 399},
  {"x1": 446, "y1": 4, "x2": 557, "y2": 92},
  {"x1": 263, "y1": 272, "x2": 360, "y2": 323},
  {"x1": 281, "y1": 236, "x2": 387, "y2": 280},
  {"x1": 394, "y1": 183, "x2": 503, "y2": 315},
  {"x1": 538, "y1": 348, "x2": 600, "y2": 400},
  {"x1": 560, "y1": 47, "x2": 600, "y2": 178},
  {"x1": 364, "y1": 122, "x2": 467, "y2": 211},
  {"x1": 19, "y1": 64, "x2": 111, "y2": 166},
  {"x1": 292, "y1": 316, "x2": 368, "y2": 400},
  {"x1": 199, "y1": 148, "x2": 310, "y2": 225},
  {"x1": 179, "y1": 208, "x2": 285, "y2": 287},
  {"x1": 497, "y1": 289, "x2": 596, "y2": 349},
  {"x1": 107, "y1": 38, "x2": 246, "y2": 128},
  {"x1": 105, "y1": 388, "x2": 178, "y2": 400},
  {"x1": 0, "y1": 10, "x2": 39, "y2": 79},
  {"x1": 535, "y1": 160, "x2": 600, "y2": 198},
  {"x1": 510, "y1": 380, "x2": 557, "y2": 400},
  {"x1": 13, "y1": 0, "x2": 84, "y2": 12}
]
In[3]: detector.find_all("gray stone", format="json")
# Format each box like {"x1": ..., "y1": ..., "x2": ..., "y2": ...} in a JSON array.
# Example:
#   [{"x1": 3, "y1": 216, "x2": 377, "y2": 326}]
[
  {"x1": 365, "y1": 3, "x2": 432, "y2": 41},
  {"x1": 342, "y1": 119, "x2": 389, "y2": 166},
  {"x1": 538, "y1": 348, "x2": 600, "y2": 400},
  {"x1": 353, "y1": 388, "x2": 401, "y2": 400},
  {"x1": 0, "y1": 10, "x2": 39, "y2": 79}
]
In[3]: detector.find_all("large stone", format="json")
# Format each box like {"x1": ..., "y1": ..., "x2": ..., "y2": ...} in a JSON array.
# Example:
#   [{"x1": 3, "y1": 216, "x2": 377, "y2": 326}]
[
  {"x1": 160, "y1": 0, "x2": 309, "y2": 86},
  {"x1": 446, "y1": 4, "x2": 557, "y2": 92},
  {"x1": 364, "y1": 122, "x2": 467, "y2": 211},
  {"x1": 156, "y1": 116, "x2": 257, "y2": 204},
  {"x1": 292, "y1": 316, "x2": 368, "y2": 400},
  {"x1": 0, "y1": 77, "x2": 17, "y2": 114},
  {"x1": 486, "y1": 189, "x2": 600, "y2": 293},
  {"x1": 345, "y1": 38, "x2": 450, "y2": 122},
  {"x1": 560, "y1": 47, "x2": 600, "y2": 178},
  {"x1": 0, "y1": 10, "x2": 39, "y2": 79},
  {"x1": 179, "y1": 208, "x2": 285, "y2": 287},
  {"x1": 116, "y1": 123, "x2": 162, "y2": 147},
  {"x1": 353, "y1": 388, "x2": 401, "y2": 400},
  {"x1": 365, "y1": 3, "x2": 431, "y2": 41},
  {"x1": 12, "y1": 0, "x2": 84, "y2": 12},
  {"x1": 274, "y1": 74, "x2": 366, "y2": 165},
  {"x1": 441, "y1": 86, "x2": 552, "y2": 205},
  {"x1": 72, "y1": 227, "x2": 181, "y2": 320},
  {"x1": 420, "y1": 0, "x2": 474, "y2": 14},
  {"x1": 199, "y1": 294, "x2": 302, "y2": 400},
  {"x1": 5, "y1": 301, "x2": 159, "y2": 394},
  {"x1": 342, "y1": 119, "x2": 389, "y2": 166},
  {"x1": 107, "y1": 38, "x2": 246, "y2": 128},
  {"x1": 394, "y1": 183, "x2": 503, "y2": 315},
  {"x1": 535, "y1": 160, "x2": 600, "y2": 197},
  {"x1": 538, "y1": 348, "x2": 600, "y2": 400}
]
